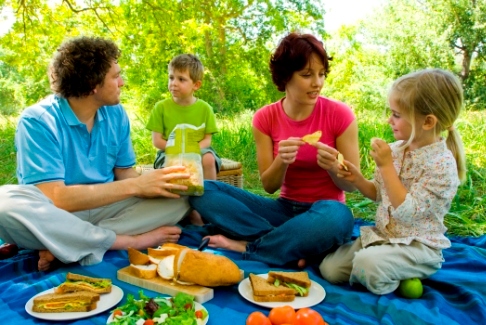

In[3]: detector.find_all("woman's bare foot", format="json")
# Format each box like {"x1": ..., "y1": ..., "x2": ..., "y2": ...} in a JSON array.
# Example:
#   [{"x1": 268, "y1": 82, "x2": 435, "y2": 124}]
[
  {"x1": 204, "y1": 235, "x2": 247, "y2": 252},
  {"x1": 187, "y1": 210, "x2": 205, "y2": 226},
  {"x1": 113, "y1": 226, "x2": 182, "y2": 251},
  {"x1": 297, "y1": 258, "x2": 306, "y2": 269},
  {"x1": 38, "y1": 250, "x2": 57, "y2": 271}
]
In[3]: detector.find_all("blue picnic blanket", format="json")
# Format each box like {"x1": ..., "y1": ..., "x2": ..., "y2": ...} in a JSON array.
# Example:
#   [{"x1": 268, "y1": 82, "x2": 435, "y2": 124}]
[{"x1": 1, "y1": 219, "x2": 485, "y2": 325}]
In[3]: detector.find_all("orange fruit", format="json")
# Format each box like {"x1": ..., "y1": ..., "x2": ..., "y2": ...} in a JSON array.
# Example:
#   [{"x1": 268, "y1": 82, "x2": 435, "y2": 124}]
[
  {"x1": 246, "y1": 311, "x2": 272, "y2": 325},
  {"x1": 295, "y1": 308, "x2": 327, "y2": 325},
  {"x1": 269, "y1": 305, "x2": 296, "y2": 325}
]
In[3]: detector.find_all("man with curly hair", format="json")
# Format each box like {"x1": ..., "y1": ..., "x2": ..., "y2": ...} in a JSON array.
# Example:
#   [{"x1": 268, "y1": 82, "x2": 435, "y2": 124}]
[{"x1": 0, "y1": 36, "x2": 191, "y2": 271}]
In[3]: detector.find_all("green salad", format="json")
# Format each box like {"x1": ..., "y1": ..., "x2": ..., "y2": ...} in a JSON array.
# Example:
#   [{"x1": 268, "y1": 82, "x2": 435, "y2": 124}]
[{"x1": 108, "y1": 291, "x2": 208, "y2": 325}]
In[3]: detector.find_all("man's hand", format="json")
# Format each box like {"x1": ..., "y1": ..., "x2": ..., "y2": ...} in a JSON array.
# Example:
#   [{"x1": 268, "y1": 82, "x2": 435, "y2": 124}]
[{"x1": 135, "y1": 166, "x2": 190, "y2": 198}]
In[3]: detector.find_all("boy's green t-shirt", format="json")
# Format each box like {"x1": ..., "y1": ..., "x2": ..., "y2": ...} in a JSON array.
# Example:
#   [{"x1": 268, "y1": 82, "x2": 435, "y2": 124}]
[{"x1": 146, "y1": 98, "x2": 218, "y2": 141}]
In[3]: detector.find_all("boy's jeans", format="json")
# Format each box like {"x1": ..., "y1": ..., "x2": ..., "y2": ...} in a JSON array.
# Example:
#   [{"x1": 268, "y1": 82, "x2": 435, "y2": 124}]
[{"x1": 189, "y1": 180, "x2": 354, "y2": 266}]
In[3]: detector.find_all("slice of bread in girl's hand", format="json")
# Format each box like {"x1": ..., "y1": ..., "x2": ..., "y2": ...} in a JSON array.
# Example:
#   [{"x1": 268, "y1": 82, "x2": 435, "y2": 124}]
[{"x1": 337, "y1": 152, "x2": 348, "y2": 171}]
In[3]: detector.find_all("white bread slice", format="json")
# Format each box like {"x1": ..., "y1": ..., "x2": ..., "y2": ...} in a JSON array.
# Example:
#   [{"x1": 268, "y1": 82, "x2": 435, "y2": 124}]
[
  {"x1": 128, "y1": 247, "x2": 150, "y2": 265},
  {"x1": 129, "y1": 264, "x2": 157, "y2": 279},
  {"x1": 157, "y1": 255, "x2": 175, "y2": 280},
  {"x1": 148, "y1": 255, "x2": 161, "y2": 265}
]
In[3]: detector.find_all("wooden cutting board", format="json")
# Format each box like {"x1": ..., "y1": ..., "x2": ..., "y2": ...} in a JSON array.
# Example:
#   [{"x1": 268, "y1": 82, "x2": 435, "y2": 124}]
[{"x1": 117, "y1": 266, "x2": 214, "y2": 303}]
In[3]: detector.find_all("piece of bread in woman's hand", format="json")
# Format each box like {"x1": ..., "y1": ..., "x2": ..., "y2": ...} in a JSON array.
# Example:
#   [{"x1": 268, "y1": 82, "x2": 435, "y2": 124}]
[{"x1": 174, "y1": 248, "x2": 243, "y2": 287}]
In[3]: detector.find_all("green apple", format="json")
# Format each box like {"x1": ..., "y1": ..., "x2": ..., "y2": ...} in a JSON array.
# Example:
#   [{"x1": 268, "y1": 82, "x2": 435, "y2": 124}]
[{"x1": 397, "y1": 278, "x2": 423, "y2": 299}]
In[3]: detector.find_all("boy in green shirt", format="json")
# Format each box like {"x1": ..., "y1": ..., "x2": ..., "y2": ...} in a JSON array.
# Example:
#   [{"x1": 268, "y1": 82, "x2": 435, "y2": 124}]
[{"x1": 146, "y1": 54, "x2": 221, "y2": 179}]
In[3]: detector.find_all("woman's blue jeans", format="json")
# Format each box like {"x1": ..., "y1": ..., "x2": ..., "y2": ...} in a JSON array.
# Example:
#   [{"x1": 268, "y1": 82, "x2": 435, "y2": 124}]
[{"x1": 189, "y1": 180, "x2": 354, "y2": 266}]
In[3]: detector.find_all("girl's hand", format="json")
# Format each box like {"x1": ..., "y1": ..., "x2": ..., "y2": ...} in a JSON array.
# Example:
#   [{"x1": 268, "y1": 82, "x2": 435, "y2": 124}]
[
  {"x1": 335, "y1": 159, "x2": 363, "y2": 183},
  {"x1": 314, "y1": 142, "x2": 340, "y2": 172},
  {"x1": 370, "y1": 138, "x2": 393, "y2": 168},
  {"x1": 277, "y1": 137, "x2": 304, "y2": 165}
]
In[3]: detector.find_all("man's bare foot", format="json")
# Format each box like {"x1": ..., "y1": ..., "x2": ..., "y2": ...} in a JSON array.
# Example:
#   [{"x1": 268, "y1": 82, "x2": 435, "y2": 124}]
[
  {"x1": 297, "y1": 258, "x2": 306, "y2": 269},
  {"x1": 204, "y1": 235, "x2": 247, "y2": 253},
  {"x1": 113, "y1": 226, "x2": 182, "y2": 251},
  {"x1": 187, "y1": 210, "x2": 205, "y2": 226},
  {"x1": 38, "y1": 250, "x2": 57, "y2": 271}
]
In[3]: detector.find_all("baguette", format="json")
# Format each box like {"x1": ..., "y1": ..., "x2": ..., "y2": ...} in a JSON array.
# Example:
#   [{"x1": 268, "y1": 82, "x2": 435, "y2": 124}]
[
  {"x1": 174, "y1": 248, "x2": 242, "y2": 286},
  {"x1": 32, "y1": 291, "x2": 99, "y2": 313}
]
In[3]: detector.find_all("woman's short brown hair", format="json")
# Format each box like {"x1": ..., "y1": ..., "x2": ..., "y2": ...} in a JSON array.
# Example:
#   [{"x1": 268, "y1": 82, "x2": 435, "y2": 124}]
[{"x1": 270, "y1": 32, "x2": 330, "y2": 92}]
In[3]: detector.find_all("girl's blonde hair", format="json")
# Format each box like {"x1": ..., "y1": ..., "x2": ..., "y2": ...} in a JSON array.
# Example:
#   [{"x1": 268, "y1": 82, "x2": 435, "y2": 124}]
[{"x1": 389, "y1": 68, "x2": 466, "y2": 182}]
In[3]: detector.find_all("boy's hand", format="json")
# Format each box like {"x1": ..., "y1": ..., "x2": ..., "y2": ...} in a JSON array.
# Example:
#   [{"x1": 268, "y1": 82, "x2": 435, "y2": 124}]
[
  {"x1": 136, "y1": 166, "x2": 190, "y2": 198},
  {"x1": 370, "y1": 138, "x2": 393, "y2": 168},
  {"x1": 278, "y1": 137, "x2": 304, "y2": 164}
]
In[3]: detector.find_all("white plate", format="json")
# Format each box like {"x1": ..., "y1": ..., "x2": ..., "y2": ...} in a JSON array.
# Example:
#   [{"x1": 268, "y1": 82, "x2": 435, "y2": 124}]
[
  {"x1": 238, "y1": 273, "x2": 326, "y2": 309},
  {"x1": 106, "y1": 300, "x2": 208, "y2": 324},
  {"x1": 25, "y1": 285, "x2": 124, "y2": 321}
]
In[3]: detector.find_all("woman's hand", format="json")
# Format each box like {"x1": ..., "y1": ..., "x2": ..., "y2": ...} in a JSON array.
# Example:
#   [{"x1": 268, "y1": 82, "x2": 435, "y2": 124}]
[
  {"x1": 314, "y1": 142, "x2": 341, "y2": 172},
  {"x1": 277, "y1": 137, "x2": 304, "y2": 165}
]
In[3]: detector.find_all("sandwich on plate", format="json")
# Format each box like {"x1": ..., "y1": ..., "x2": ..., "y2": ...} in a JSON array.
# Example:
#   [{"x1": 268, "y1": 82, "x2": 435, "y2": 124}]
[
  {"x1": 55, "y1": 272, "x2": 112, "y2": 294},
  {"x1": 249, "y1": 273, "x2": 295, "y2": 302},
  {"x1": 267, "y1": 271, "x2": 311, "y2": 297},
  {"x1": 32, "y1": 291, "x2": 100, "y2": 313}
]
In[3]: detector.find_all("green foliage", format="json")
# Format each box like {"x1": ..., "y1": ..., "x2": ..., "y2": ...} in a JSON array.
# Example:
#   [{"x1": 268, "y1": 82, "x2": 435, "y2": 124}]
[{"x1": 0, "y1": 116, "x2": 17, "y2": 185}]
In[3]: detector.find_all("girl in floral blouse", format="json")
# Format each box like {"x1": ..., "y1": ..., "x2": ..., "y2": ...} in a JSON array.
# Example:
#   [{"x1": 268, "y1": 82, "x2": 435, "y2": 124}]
[{"x1": 319, "y1": 68, "x2": 466, "y2": 295}]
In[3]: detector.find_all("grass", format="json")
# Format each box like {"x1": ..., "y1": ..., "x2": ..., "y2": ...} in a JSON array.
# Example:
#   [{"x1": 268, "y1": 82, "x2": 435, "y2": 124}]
[{"x1": 1, "y1": 108, "x2": 486, "y2": 237}]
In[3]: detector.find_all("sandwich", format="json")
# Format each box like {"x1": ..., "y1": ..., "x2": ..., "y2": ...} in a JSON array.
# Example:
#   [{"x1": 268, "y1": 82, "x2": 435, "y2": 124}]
[
  {"x1": 267, "y1": 271, "x2": 311, "y2": 297},
  {"x1": 249, "y1": 273, "x2": 295, "y2": 302},
  {"x1": 32, "y1": 291, "x2": 100, "y2": 313},
  {"x1": 55, "y1": 272, "x2": 112, "y2": 294}
]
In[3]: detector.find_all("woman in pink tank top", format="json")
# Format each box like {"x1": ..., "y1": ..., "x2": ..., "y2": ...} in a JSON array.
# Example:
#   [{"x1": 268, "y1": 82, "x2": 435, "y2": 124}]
[{"x1": 189, "y1": 32, "x2": 360, "y2": 267}]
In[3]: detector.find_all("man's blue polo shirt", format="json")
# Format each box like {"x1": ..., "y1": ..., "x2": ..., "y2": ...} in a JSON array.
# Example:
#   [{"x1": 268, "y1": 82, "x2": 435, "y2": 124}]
[{"x1": 15, "y1": 95, "x2": 136, "y2": 185}]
